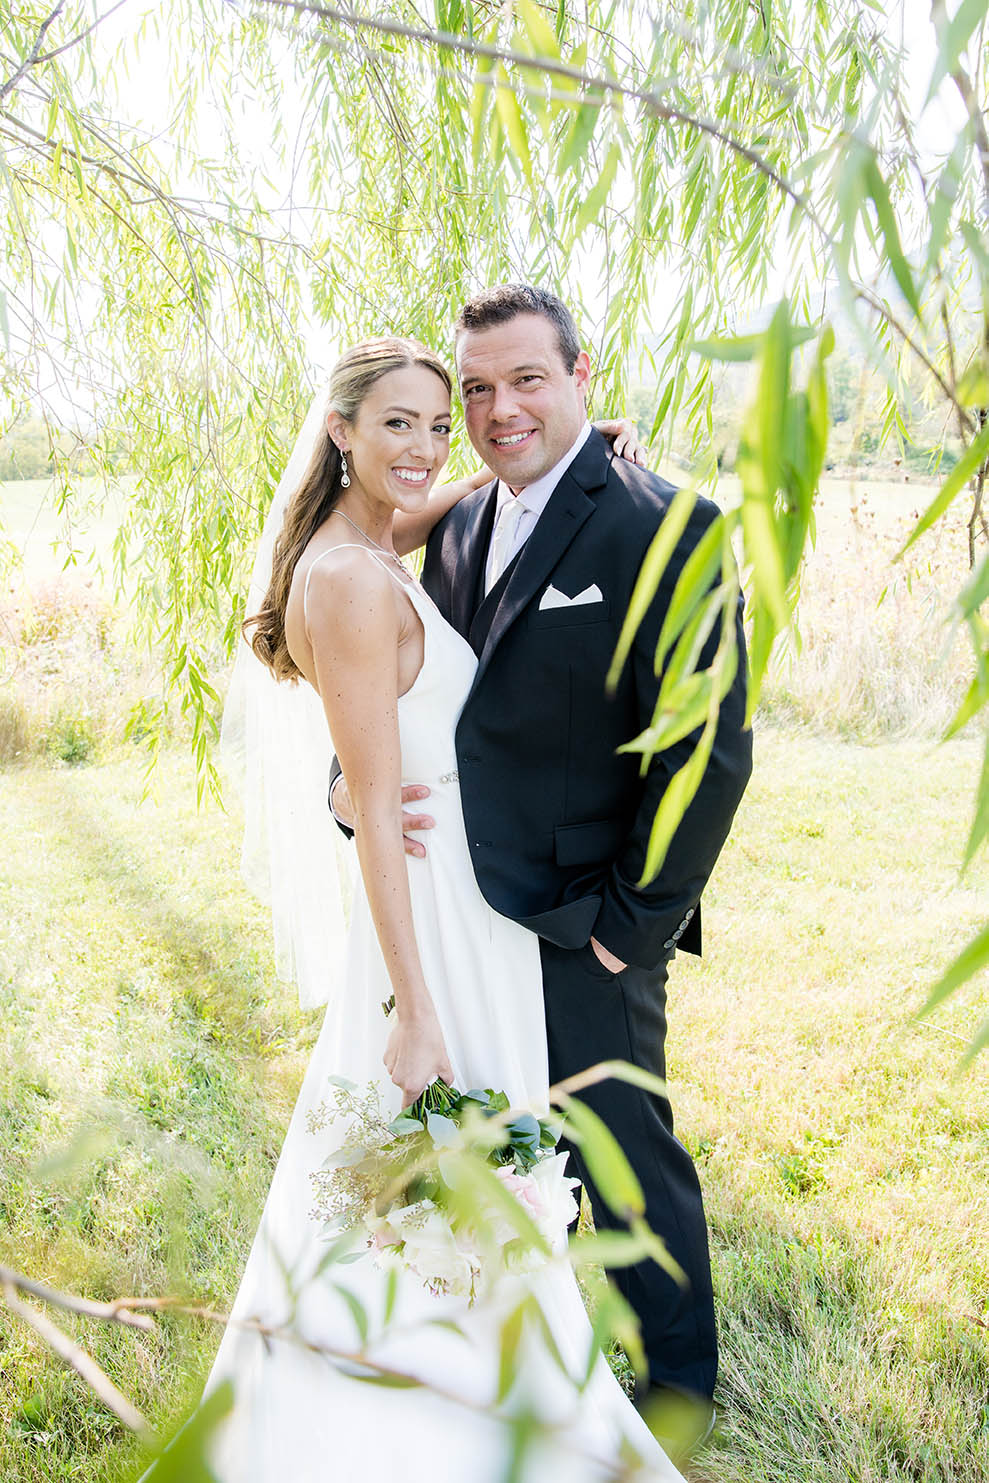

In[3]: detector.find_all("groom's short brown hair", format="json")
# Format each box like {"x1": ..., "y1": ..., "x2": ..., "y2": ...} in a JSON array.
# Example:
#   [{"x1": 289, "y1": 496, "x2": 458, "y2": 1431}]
[{"x1": 455, "y1": 284, "x2": 581, "y2": 374}]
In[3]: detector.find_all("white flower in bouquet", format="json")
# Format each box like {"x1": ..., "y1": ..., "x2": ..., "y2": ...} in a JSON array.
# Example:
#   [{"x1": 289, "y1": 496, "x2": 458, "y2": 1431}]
[
  {"x1": 392, "y1": 1200, "x2": 482, "y2": 1297},
  {"x1": 309, "y1": 1077, "x2": 573, "y2": 1303},
  {"x1": 527, "y1": 1152, "x2": 581, "y2": 1237}
]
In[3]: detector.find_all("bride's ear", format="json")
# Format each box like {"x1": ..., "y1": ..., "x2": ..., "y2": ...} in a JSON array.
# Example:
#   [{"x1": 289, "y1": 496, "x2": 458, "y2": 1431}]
[{"x1": 326, "y1": 411, "x2": 350, "y2": 453}]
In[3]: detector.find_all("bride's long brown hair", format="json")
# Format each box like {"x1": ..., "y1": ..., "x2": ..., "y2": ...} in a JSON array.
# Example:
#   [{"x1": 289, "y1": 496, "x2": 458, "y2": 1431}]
[{"x1": 246, "y1": 338, "x2": 452, "y2": 681}]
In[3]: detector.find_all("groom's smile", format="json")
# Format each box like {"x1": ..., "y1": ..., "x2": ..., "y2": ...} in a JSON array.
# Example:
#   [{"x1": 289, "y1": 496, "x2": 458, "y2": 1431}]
[{"x1": 457, "y1": 312, "x2": 590, "y2": 490}]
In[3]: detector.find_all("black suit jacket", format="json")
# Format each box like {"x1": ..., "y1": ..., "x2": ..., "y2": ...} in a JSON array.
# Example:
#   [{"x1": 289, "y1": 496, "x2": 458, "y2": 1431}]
[{"x1": 419, "y1": 428, "x2": 752, "y2": 971}]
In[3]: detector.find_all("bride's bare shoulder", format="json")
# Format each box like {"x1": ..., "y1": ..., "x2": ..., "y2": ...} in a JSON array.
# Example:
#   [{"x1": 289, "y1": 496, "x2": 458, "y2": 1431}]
[{"x1": 292, "y1": 540, "x2": 398, "y2": 641}]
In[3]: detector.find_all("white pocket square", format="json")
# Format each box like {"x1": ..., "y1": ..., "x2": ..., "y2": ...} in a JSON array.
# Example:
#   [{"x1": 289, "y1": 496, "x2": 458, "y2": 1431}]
[{"x1": 539, "y1": 582, "x2": 604, "y2": 611}]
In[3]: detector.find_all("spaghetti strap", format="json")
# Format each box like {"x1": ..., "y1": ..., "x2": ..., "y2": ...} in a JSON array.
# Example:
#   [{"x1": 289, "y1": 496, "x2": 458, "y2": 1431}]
[{"x1": 302, "y1": 542, "x2": 413, "y2": 624}]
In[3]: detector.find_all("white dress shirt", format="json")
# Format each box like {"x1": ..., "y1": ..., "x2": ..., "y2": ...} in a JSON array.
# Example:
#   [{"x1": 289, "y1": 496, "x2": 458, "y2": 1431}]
[{"x1": 483, "y1": 421, "x2": 591, "y2": 594}]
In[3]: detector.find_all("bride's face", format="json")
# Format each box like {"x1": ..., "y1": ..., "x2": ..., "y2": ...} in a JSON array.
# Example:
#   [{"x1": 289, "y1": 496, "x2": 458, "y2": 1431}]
[{"x1": 332, "y1": 365, "x2": 452, "y2": 513}]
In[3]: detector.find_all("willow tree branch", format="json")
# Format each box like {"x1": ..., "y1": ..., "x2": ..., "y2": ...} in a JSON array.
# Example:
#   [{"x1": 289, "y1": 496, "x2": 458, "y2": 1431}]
[
  {"x1": 855, "y1": 283, "x2": 975, "y2": 434},
  {"x1": 948, "y1": 61, "x2": 989, "y2": 220},
  {"x1": 35, "y1": 0, "x2": 132, "y2": 64},
  {"x1": 255, "y1": 0, "x2": 820, "y2": 226},
  {"x1": 0, "y1": 0, "x2": 66, "y2": 103},
  {"x1": 1, "y1": 1273, "x2": 154, "y2": 1441},
  {"x1": 257, "y1": 0, "x2": 979, "y2": 437},
  {"x1": 0, "y1": 1264, "x2": 155, "y2": 1331},
  {"x1": 0, "y1": 1263, "x2": 649, "y2": 1479}
]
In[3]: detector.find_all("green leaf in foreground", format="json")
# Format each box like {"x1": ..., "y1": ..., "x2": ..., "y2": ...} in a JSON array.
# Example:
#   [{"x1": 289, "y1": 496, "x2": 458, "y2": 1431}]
[
  {"x1": 556, "y1": 1095, "x2": 644, "y2": 1220},
  {"x1": 348, "y1": 1371, "x2": 421, "y2": 1389},
  {"x1": 691, "y1": 323, "x2": 816, "y2": 362},
  {"x1": 570, "y1": 1227, "x2": 656, "y2": 1268},
  {"x1": 898, "y1": 418, "x2": 989, "y2": 555},
  {"x1": 138, "y1": 1380, "x2": 233, "y2": 1483},
  {"x1": 961, "y1": 737, "x2": 989, "y2": 869},
  {"x1": 607, "y1": 486, "x2": 699, "y2": 691},
  {"x1": 918, "y1": 921, "x2": 989, "y2": 1032},
  {"x1": 927, "y1": 0, "x2": 987, "y2": 103},
  {"x1": 588, "y1": 1059, "x2": 668, "y2": 1098}
]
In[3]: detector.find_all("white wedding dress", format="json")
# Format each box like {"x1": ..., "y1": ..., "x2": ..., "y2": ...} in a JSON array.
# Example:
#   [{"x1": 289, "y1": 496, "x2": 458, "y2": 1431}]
[{"x1": 201, "y1": 549, "x2": 683, "y2": 1483}]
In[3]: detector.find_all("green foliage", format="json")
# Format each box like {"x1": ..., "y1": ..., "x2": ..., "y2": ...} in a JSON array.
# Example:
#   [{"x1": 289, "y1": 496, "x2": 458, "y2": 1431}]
[
  {"x1": 1, "y1": 736, "x2": 985, "y2": 1478},
  {"x1": 138, "y1": 1382, "x2": 231, "y2": 1483},
  {"x1": 1, "y1": 3, "x2": 986, "y2": 991},
  {"x1": 44, "y1": 704, "x2": 97, "y2": 764}
]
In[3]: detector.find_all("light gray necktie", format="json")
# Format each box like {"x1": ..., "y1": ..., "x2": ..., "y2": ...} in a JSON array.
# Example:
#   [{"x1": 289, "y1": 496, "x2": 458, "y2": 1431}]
[{"x1": 485, "y1": 496, "x2": 526, "y2": 595}]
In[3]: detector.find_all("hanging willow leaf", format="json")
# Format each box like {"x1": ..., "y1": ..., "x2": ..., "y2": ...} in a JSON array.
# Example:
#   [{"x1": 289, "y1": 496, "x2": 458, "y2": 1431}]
[
  {"x1": 494, "y1": 64, "x2": 534, "y2": 185},
  {"x1": 926, "y1": 0, "x2": 987, "y2": 103},
  {"x1": 572, "y1": 140, "x2": 621, "y2": 240},
  {"x1": 139, "y1": 1381, "x2": 233, "y2": 1482},
  {"x1": 864, "y1": 157, "x2": 922, "y2": 319},
  {"x1": 652, "y1": 514, "x2": 732, "y2": 674},
  {"x1": 558, "y1": 93, "x2": 600, "y2": 171},
  {"x1": 956, "y1": 358, "x2": 989, "y2": 407},
  {"x1": 556, "y1": 1095, "x2": 645, "y2": 1221},
  {"x1": 607, "y1": 486, "x2": 699, "y2": 691},
  {"x1": 636, "y1": 672, "x2": 719, "y2": 883},
  {"x1": 919, "y1": 922, "x2": 989, "y2": 1021},
  {"x1": 961, "y1": 738, "x2": 989, "y2": 869},
  {"x1": 898, "y1": 419, "x2": 989, "y2": 554},
  {"x1": 514, "y1": 0, "x2": 561, "y2": 62}
]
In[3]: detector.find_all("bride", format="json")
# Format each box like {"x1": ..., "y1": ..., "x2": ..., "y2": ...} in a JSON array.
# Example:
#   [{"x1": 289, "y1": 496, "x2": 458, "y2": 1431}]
[{"x1": 202, "y1": 338, "x2": 684, "y2": 1481}]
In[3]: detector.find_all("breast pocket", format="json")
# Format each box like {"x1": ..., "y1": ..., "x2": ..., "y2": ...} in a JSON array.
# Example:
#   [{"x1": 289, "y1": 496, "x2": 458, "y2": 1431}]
[{"x1": 531, "y1": 599, "x2": 611, "y2": 629}]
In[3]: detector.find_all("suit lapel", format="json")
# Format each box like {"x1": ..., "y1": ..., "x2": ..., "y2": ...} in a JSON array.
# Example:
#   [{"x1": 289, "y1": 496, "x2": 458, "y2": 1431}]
[
  {"x1": 452, "y1": 480, "x2": 498, "y2": 641},
  {"x1": 471, "y1": 432, "x2": 610, "y2": 685}
]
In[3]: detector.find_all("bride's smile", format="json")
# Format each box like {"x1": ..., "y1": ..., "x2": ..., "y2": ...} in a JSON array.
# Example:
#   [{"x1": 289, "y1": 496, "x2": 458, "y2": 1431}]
[{"x1": 327, "y1": 363, "x2": 453, "y2": 530}]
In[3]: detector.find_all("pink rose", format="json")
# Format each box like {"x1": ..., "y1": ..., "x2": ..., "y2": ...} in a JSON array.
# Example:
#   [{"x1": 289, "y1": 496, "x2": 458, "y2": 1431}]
[{"x1": 495, "y1": 1165, "x2": 547, "y2": 1221}]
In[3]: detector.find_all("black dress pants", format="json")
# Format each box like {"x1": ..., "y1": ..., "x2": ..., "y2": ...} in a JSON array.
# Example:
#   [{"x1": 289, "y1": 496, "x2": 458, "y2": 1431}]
[{"x1": 539, "y1": 938, "x2": 717, "y2": 1400}]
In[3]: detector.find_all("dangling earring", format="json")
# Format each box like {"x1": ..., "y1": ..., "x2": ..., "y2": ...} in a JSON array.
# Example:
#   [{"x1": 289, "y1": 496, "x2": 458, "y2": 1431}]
[{"x1": 339, "y1": 449, "x2": 351, "y2": 488}]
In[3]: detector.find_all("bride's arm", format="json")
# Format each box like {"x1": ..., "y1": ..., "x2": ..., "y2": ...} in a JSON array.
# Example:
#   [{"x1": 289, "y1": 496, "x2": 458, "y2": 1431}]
[
  {"x1": 392, "y1": 468, "x2": 491, "y2": 555},
  {"x1": 306, "y1": 552, "x2": 453, "y2": 1104},
  {"x1": 391, "y1": 417, "x2": 648, "y2": 555}
]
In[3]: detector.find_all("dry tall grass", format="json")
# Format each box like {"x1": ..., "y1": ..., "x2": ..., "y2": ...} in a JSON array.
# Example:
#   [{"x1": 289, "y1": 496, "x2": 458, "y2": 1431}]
[
  {"x1": 0, "y1": 476, "x2": 982, "y2": 770},
  {"x1": 0, "y1": 578, "x2": 160, "y2": 766},
  {"x1": 759, "y1": 478, "x2": 977, "y2": 739}
]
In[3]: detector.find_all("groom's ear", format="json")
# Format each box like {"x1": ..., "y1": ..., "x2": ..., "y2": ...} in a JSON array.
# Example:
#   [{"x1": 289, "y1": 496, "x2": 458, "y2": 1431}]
[{"x1": 573, "y1": 350, "x2": 591, "y2": 403}]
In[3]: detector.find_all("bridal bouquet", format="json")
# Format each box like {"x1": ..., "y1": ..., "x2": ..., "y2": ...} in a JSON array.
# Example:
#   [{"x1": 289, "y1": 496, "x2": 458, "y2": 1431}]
[{"x1": 307, "y1": 1077, "x2": 578, "y2": 1301}]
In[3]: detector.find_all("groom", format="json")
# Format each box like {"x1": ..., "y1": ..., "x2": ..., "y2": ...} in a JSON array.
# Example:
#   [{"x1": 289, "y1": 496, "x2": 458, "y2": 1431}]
[{"x1": 334, "y1": 284, "x2": 751, "y2": 1414}]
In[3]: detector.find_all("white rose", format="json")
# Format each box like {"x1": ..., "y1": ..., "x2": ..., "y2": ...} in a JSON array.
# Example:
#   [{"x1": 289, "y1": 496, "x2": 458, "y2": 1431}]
[
  {"x1": 527, "y1": 1152, "x2": 580, "y2": 1242},
  {"x1": 399, "y1": 1205, "x2": 480, "y2": 1296}
]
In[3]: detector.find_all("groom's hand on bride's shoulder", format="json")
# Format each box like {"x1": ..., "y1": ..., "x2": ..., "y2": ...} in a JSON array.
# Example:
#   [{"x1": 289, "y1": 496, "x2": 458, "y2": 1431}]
[{"x1": 330, "y1": 776, "x2": 434, "y2": 857}]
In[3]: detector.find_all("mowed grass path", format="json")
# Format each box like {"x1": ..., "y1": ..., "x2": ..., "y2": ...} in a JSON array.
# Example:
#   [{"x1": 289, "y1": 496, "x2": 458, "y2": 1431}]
[{"x1": 0, "y1": 730, "x2": 986, "y2": 1481}]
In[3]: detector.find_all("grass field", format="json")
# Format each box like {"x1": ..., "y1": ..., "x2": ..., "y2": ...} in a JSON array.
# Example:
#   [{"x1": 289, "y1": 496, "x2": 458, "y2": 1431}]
[{"x1": 1, "y1": 730, "x2": 986, "y2": 1482}]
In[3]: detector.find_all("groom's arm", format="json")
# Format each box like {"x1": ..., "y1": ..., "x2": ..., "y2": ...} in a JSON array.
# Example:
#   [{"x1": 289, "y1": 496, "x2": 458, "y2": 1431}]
[{"x1": 592, "y1": 499, "x2": 753, "y2": 971}]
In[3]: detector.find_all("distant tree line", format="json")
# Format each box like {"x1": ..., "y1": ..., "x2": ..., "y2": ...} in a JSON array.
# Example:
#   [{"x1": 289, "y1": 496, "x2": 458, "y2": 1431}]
[{"x1": 0, "y1": 417, "x2": 128, "y2": 480}]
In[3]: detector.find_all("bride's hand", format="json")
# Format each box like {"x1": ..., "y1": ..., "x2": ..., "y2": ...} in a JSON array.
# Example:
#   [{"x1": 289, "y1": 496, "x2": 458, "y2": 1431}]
[
  {"x1": 593, "y1": 417, "x2": 648, "y2": 467},
  {"x1": 384, "y1": 1007, "x2": 454, "y2": 1107}
]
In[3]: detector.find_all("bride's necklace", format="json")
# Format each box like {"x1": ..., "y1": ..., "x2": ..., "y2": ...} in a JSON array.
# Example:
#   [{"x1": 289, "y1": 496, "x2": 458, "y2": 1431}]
[{"x1": 330, "y1": 508, "x2": 408, "y2": 573}]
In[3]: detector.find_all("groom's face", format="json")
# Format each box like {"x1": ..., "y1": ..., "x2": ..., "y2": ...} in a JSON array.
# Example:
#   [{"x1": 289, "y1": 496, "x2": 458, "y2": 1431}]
[{"x1": 456, "y1": 313, "x2": 590, "y2": 491}]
